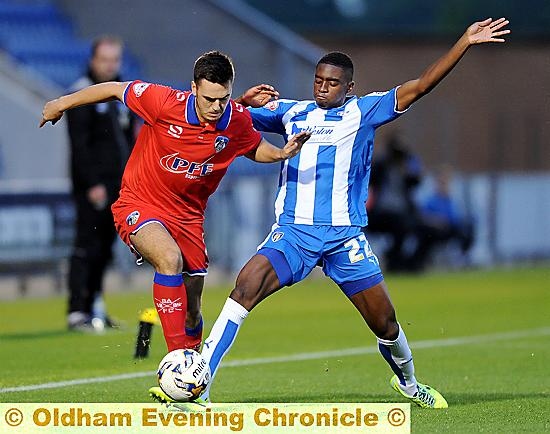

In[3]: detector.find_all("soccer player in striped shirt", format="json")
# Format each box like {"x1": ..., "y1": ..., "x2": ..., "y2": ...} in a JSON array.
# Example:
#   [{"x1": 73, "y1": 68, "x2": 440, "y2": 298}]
[{"x1": 201, "y1": 18, "x2": 510, "y2": 408}]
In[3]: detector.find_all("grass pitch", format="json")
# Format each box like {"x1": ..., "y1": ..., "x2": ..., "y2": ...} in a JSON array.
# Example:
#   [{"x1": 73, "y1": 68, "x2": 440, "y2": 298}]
[{"x1": 1, "y1": 266, "x2": 549, "y2": 432}]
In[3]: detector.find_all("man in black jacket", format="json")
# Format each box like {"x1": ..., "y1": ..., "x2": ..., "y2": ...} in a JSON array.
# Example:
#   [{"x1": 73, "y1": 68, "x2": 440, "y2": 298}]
[{"x1": 67, "y1": 35, "x2": 136, "y2": 331}]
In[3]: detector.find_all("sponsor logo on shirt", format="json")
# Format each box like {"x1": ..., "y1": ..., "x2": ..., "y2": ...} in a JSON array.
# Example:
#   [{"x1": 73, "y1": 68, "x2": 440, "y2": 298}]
[
  {"x1": 271, "y1": 231, "x2": 284, "y2": 242},
  {"x1": 291, "y1": 123, "x2": 334, "y2": 136},
  {"x1": 160, "y1": 153, "x2": 214, "y2": 178},
  {"x1": 126, "y1": 210, "x2": 140, "y2": 226},
  {"x1": 133, "y1": 82, "x2": 150, "y2": 97},
  {"x1": 214, "y1": 135, "x2": 229, "y2": 152},
  {"x1": 167, "y1": 124, "x2": 183, "y2": 138},
  {"x1": 175, "y1": 91, "x2": 186, "y2": 102}
]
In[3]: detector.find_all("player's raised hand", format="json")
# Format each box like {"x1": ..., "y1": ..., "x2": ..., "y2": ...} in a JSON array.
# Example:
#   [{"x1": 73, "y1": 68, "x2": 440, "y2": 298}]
[
  {"x1": 466, "y1": 18, "x2": 510, "y2": 45},
  {"x1": 281, "y1": 131, "x2": 312, "y2": 160},
  {"x1": 39, "y1": 98, "x2": 65, "y2": 127},
  {"x1": 238, "y1": 84, "x2": 279, "y2": 108}
]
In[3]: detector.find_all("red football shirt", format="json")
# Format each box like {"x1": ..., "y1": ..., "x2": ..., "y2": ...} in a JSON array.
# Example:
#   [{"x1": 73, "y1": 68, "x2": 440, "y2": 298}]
[{"x1": 121, "y1": 80, "x2": 262, "y2": 222}]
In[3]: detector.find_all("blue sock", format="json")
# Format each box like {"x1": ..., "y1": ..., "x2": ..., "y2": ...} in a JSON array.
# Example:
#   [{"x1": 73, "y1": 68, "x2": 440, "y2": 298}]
[{"x1": 185, "y1": 316, "x2": 203, "y2": 337}]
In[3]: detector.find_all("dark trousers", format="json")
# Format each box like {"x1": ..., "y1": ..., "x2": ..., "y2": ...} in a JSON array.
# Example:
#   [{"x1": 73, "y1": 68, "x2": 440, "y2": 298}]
[
  {"x1": 411, "y1": 221, "x2": 474, "y2": 271},
  {"x1": 367, "y1": 209, "x2": 418, "y2": 271},
  {"x1": 68, "y1": 193, "x2": 117, "y2": 315}
]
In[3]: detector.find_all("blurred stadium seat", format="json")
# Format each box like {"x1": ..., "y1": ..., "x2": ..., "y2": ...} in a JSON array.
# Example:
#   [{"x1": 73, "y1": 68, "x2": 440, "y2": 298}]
[{"x1": 0, "y1": 0, "x2": 141, "y2": 88}]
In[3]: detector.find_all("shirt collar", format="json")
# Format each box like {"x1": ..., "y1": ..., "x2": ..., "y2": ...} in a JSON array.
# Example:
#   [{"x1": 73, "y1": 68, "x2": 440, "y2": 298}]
[
  {"x1": 315, "y1": 95, "x2": 357, "y2": 111},
  {"x1": 185, "y1": 94, "x2": 232, "y2": 131}
]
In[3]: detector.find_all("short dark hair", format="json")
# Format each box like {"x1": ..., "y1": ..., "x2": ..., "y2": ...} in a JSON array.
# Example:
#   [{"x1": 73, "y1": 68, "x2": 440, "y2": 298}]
[
  {"x1": 91, "y1": 35, "x2": 123, "y2": 58},
  {"x1": 193, "y1": 51, "x2": 235, "y2": 85},
  {"x1": 317, "y1": 52, "x2": 354, "y2": 81}
]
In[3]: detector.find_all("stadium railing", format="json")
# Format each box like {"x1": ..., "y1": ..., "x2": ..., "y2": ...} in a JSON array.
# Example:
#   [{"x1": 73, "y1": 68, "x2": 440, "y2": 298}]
[{"x1": 0, "y1": 191, "x2": 74, "y2": 295}]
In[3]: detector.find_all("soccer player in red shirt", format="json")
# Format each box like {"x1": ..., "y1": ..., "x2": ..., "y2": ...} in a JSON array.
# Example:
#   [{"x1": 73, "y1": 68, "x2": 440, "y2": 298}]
[{"x1": 40, "y1": 51, "x2": 309, "y2": 354}]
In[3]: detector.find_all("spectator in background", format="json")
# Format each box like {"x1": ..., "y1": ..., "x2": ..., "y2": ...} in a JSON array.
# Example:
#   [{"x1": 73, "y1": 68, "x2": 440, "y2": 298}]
[
  {"x1": 367, "y1": 134, "x2": 422, "y2": 271},
  {"x1": 66, "y1": 35, "x2": 137, "y2": 331},
  {"x1": 411, "y1": 164, "x2": 474, "y2": 271}
]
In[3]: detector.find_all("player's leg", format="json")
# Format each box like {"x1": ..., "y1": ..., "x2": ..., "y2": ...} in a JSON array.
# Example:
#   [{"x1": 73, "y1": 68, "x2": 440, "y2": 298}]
[
  {"x1": 86, "y1": 208, "x2": 118, "y2": 326},
  {"x1": 349, "y1": 282, "x2": 447, "y2": 408},
  {"x1": 201, "y1": 226, "x2": 318, "y2": 401},
  {"x1": 130, "y1": 222, "x2": 187, "y2": 351},
  {"x1": 183, "y1": 274, "x2": 204, "y2": 351},
  {"x1": 67, "y1": 193, "x2": 97, "y2": 330},
  {"x1": 322, "y1": 229, "x2": 416, "y2": 387},
  {"x1": 200, "y1": 253, "x2": 285, "y2": 401},
  {"x1": 325, "y1": 228, "x2": 447, "y2": 408},
  {"x1": 174, "y1": 222, "x2": 209, "y2": 351},
  {"x1": 347, "y1": 281, "x2": 417, "y2": 391}
]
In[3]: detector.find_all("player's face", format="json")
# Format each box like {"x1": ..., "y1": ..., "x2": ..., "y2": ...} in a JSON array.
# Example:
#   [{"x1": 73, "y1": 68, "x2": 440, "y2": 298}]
[
  {"x1": 192, "y1": 79, "x2": 232, "y2": 124},
  {"x1": 313, "y1": 63, "x2": 354, "y2": 109},
  {"x1": 90, "y1": 42, "x2": 122, "y2": 82}
]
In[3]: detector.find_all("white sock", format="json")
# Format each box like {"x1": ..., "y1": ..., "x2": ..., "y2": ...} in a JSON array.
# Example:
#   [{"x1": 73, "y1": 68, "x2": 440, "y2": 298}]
[
  {"x1": 201, "y1": 298, "x2": 249, "y2": 400},
  {"x1": 377, "y1": 323, "x2": 418, "y2": 396}
]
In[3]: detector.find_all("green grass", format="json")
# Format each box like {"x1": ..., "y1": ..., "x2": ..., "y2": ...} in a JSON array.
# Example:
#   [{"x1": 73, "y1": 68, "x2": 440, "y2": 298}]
[{"x1": 1, "y1": 266, "x2": 549, "y2": 432}]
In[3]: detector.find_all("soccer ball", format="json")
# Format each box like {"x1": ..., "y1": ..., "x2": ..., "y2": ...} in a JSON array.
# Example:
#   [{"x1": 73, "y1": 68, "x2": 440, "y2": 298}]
[{"x1": 157, "y1": 349, "x2": 210, "y2": 401}]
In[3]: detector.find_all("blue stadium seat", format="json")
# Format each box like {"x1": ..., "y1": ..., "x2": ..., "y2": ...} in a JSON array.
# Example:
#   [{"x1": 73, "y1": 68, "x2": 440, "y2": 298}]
[
  {"x1": 25, "y1": 59, "x2": 83, "y2": 88},
  {"x1": 0, "y1": 2, "x2": 61, "y2": 23},
  {"x1": 0, "y1": 0, "x2": 142, "y2": 88}
]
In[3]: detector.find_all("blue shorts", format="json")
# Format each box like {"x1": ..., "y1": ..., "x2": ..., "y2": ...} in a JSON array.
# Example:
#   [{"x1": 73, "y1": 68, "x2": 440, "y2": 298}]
[{"x1": 257, "y1": 224, "x2": 383, "y2": 297}]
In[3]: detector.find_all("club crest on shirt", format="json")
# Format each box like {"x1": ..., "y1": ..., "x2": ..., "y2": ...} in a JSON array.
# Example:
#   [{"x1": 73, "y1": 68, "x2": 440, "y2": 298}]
[
  {"x1": 133, "y1": 82, "x2": 150, "y2": 97},
  {"x1": 126, "y1": 210, "x2": 140, "y2": 226},
  {"x1": 214, "y1": 135, "x2": 229, "y2": 153},
  {"x1": 271, "y1": 231, "x2": 284, "y2": 242},
  {"x1": 265, "y1": 100, "x2": 279, "y2": 111}
]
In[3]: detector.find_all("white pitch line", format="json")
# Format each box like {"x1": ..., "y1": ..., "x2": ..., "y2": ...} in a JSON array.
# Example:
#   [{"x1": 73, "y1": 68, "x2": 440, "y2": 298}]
[{"x1": 2, "y1": 327, "x2": 549, "y2": 394}]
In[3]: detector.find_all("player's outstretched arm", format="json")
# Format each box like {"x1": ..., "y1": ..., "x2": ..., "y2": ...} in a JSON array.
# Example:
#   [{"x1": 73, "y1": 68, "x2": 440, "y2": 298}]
[
  {"x1": 396, "y1": 17, "x2": 510, "y2": 111},
  {"x1": 235, "y1": 84, "x2": 279, "y2": 108},
  {"x1": 39, "y1": 81, "x2": 131, "y2": 127},
  {"x1": 248, "y1": 131, "x2": 312, "y2": 162}
]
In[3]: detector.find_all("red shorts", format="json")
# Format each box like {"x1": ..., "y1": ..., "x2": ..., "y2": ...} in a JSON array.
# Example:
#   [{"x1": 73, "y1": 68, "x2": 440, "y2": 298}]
[{"x1": 112, "y1": 199, "x2": 208, "y2": 275}]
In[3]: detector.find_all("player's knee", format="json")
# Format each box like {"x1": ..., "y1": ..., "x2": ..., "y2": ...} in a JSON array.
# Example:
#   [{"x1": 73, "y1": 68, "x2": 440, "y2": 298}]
[
  {"x1": 231, "y1": 273, "x2": 262, "y2": 310},
  {"x1": 154, "y1": 248, "x2": 183, "y2": 275},
  {"x1": 381, "y1": 321, "x2": 399, "y2": 341},
  {"x1": 231, "y1": 281, "x2": 256, "y2": 310},
  {"x1": 373, "y1": 311, "x2": 399, "y2": 341}
]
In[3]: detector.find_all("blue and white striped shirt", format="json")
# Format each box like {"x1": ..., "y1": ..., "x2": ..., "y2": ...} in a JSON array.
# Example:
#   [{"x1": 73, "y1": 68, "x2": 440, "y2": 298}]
[{"x1": 249, "y1": 87, "x2": 406, "y2": 227}]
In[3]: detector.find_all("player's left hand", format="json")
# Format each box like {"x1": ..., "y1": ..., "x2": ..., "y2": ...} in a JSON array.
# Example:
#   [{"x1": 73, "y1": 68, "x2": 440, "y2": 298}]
[
  {"x1": 39, "y1": 99, "x2": 65, "y2": 127},
  {"x1": 466, "y1": 17, "x2": 510, "y2": 45},
  {"x1": 281, "y1": 131, "x2": 312, "y2": 160},
  {"x1": 239, "y1": 84, "x2": 279, "y2": 108}
]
